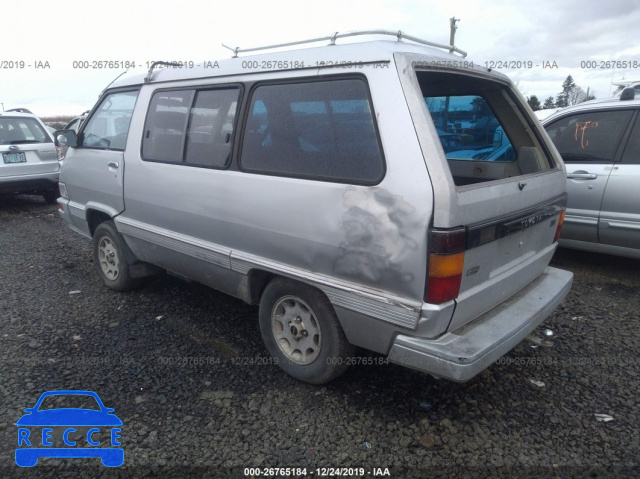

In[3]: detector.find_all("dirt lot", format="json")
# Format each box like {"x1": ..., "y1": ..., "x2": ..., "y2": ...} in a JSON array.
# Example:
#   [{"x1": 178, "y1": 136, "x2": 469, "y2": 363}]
[{"x1": 1, "y1": 194, "x2": 639, "y2": 478}]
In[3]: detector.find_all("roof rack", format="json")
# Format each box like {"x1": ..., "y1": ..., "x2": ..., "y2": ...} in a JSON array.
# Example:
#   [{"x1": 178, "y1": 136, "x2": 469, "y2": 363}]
[
  {"x1": 222, "y1": 29, "x2": 467, "y2": 58},
  {"x1": 5, "y1": 108, "x2": 33, "y2": 114},
  {"x1": 144, "y1": 61, "x2": 184, "y2": 83}
]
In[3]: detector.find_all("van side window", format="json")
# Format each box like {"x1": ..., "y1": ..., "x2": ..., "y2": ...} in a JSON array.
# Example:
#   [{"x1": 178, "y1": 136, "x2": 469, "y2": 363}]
[
  {"x1": 240, "y1": 78, "x2": 385, "y2": 184},
  {"x1": 142, "y1": 90, "x2": 192, "y2": 162},
  {"x1": 142, "y1": 87, "x2": 239, "y2": 168},
  {"x1": 186, "y1": 90, "x2": 238, "y2": 167},
  {"x1": 81, "y1": 90, "x2": 139, "y2": 150}
]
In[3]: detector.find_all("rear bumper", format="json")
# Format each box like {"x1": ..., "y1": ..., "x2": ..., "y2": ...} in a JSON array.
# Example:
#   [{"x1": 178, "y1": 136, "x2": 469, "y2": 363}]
[
  {"x1": 0, "y1": 172, "x2": 59, "y2": 194},
  {"x1": 387, "y1": 266, "x2": 573, "y2": 381}
]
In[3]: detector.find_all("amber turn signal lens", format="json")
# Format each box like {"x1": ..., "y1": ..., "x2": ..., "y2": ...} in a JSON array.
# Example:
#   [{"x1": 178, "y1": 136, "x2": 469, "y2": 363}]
[
  {"x1": 427, "y1": 252, "x2": 465, "y2": 303},
  {"x1": 553, "y1": 211, "x2": 566, "y2": 243}
]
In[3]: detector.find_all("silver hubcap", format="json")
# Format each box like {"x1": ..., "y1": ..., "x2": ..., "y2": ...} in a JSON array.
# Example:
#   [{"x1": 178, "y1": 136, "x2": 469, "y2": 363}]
[
  {"x1": 272, "y1": 296, "x2": 321, "y2": 364},
  {"x1": 98, "y1": 236, "x2": 120, "y2": 281}
]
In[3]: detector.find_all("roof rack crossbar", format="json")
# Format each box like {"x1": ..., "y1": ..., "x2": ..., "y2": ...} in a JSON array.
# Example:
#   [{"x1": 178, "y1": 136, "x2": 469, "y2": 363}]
[{"x1": 222, "y1": 29, "x2": 467, "y2": 58}]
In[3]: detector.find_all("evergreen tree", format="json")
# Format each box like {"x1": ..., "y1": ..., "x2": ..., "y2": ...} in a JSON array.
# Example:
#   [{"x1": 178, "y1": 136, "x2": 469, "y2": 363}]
[
  {"x1": 562, "y1": 75, "x2": 577, "y2": 95},
  {"x1": 556, "y1": 92, "x2": 568, "y2": 108},
  {"x1": 527, "y1": 95, "x2": 541, "y2": 111},
  {"x1": 556, "y1": 75, "x2": 577, "y2": 107},
  {"x1": 542, "y1": 96, "x2": 556, "y2": 109}
]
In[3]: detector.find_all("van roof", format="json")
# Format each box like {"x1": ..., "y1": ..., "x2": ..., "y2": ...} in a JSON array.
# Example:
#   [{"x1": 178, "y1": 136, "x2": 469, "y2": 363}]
[{"x1": 109, "y1": 34, "x2": 479, "y2": 89}]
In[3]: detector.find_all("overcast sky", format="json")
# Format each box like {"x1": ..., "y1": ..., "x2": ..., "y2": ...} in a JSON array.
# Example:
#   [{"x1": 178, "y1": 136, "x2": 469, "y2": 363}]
[{"x1": 2, "y1": 0, "x2": 639, "y2": 117}]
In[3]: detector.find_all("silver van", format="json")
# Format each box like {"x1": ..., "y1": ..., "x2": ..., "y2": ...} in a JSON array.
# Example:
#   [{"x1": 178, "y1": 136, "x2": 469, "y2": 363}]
[{"x1": 56, "y1": 31, "x2": 573, "y2": 384}]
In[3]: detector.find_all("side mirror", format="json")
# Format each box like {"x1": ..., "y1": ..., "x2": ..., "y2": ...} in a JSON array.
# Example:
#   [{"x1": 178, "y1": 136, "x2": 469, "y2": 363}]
[{"x1": 55, "y1": 129, "x2": 78, "y2": 148}]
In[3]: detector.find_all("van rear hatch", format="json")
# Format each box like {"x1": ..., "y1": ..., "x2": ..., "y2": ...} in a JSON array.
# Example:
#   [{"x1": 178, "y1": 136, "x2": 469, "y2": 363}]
[{"x1": 396, "y1": 54, "x2": 568, "y2": 334}]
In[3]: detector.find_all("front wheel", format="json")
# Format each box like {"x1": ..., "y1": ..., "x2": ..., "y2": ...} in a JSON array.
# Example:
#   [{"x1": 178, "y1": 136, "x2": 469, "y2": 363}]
[
  {"x1": 92, "y1": 221, "x2": 142, "y2": 291},
  {"x1": 259, "y1": 278, "x2": 354, "y2": 384}
]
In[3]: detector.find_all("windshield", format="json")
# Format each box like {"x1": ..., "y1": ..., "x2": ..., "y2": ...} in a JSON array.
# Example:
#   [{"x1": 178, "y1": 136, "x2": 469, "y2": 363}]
[{"x1": 37, "y1": 394, "x2": 101, "y2": 411}]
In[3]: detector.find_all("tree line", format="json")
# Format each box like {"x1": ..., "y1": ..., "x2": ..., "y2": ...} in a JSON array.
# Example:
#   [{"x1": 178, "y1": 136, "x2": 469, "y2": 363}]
[{"x1": 526, "y1": 75, "x2": 595, "y2": 111}]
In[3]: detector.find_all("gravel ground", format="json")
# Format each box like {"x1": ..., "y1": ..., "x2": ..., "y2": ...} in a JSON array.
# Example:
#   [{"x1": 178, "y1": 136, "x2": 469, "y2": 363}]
[{"x1": 1, "y1": 194, "x2": 639, "y2": 478}]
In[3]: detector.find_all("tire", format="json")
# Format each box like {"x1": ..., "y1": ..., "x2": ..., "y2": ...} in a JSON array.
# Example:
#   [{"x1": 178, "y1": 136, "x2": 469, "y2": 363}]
[
  {"x1": 92, "y1": 221, "x2": 142, "y2": 292},
  {"x1": 42, "y1": 191, "x2": 58, "y2": 204},
  {"x1": 259, "y1": 277, "x2": 354, "y2": 384}
]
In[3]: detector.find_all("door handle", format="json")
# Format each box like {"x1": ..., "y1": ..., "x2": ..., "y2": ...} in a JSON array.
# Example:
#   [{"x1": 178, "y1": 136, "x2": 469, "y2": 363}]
[
  {"x1": 107, "y1": 161, "x2": 119, "y2": 169},
  {"x1": 566, "y1": 173, "x2": 597, "y2": 180}
]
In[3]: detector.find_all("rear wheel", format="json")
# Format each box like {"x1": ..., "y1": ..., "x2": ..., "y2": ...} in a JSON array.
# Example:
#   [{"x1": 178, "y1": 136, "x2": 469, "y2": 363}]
[
  {"x1": 42, "y1": 191, "x2": 57, "y2": 204},
  {"x1": 259, "y1": 277, "x2": 354, "y2": 384},
  {"x1": 92, "y1": 221, "x2": 142, "y2": 291}
]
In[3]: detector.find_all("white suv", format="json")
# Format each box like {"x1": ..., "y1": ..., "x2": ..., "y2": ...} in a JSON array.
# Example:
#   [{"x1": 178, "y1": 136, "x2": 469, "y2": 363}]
[{"x1": 1, "y1": 111, "x2": 60, "y2": 204}]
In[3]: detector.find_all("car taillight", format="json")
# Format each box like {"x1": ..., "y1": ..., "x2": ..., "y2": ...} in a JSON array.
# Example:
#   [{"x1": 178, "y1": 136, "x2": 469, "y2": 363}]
[
  {"x1": 58, "y1": 182, "x2": 68, "y2": 199},
  {"x1": 553, "y1": 210, "x2": 566, "y2": 243},
  {"x1": 426, "y1": 227, "x2": 466, "y2": 304}
]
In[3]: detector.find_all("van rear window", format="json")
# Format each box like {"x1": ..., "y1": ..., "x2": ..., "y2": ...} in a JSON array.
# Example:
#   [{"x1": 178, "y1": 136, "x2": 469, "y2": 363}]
[
  {"x1": 418, "y1": 71, "x2": 554, "y2": 186},
  {"x1": 240, "y1": 77, "x2": 385, "y2": 184}
]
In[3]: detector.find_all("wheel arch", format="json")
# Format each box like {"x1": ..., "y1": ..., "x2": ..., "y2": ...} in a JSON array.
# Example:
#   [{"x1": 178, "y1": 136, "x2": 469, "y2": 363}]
[
  {"x1": 257, "y1": 274, "x2": 355, "y2": 384},
  {"x1": 247, "y1": 269, "x2": 275, "y2": 305},
  {"x1": 86, "y1": 208, "x2": 113, "y2": 237},
  {"x1": 89, "y1": 215, "x2": 146, "y2": 274}
]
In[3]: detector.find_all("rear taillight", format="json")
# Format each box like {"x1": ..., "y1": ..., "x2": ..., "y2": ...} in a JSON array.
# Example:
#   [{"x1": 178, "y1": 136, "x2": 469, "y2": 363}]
[
  {"x1": 58, "y1": 182, "x2": 68, "y2": 199},
  {"x1": 426, "y1": 228, "x2": 466, "y2": 304},
  {"x1": 553, "y1": 210, "x2": 566, "y2": 243}
]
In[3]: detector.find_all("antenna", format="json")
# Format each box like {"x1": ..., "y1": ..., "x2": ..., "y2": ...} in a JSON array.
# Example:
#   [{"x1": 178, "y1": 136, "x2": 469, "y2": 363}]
[{"x1": 100, "y1": 69, "x2": 130, "y2": 97}]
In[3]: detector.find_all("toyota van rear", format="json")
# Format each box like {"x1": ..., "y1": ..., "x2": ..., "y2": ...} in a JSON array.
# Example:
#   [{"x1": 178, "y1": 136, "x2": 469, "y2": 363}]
[{"x1": 56, "y1": 31, "x2": 572, "y2": 383}]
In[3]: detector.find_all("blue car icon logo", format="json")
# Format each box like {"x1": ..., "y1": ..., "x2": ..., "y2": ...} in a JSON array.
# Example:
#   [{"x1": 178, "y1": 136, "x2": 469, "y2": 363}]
[{"x1": 16, "y1": 390, "x2": 123, "y2": 467}]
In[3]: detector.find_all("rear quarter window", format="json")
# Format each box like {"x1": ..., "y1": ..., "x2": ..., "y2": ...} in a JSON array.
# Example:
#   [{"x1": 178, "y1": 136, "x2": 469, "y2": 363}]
[
  {"x1": 240, "y1": 77, "x2": 385, "y2": 184},
  {"x1": 621, "y1": 114, "x2": 640, "y2": 164}
]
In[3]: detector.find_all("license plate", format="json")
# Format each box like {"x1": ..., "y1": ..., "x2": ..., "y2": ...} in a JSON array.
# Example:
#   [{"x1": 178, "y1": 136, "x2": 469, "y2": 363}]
[{"x1": 3, "y1": 152, "x2": 27, "y2": 164}]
